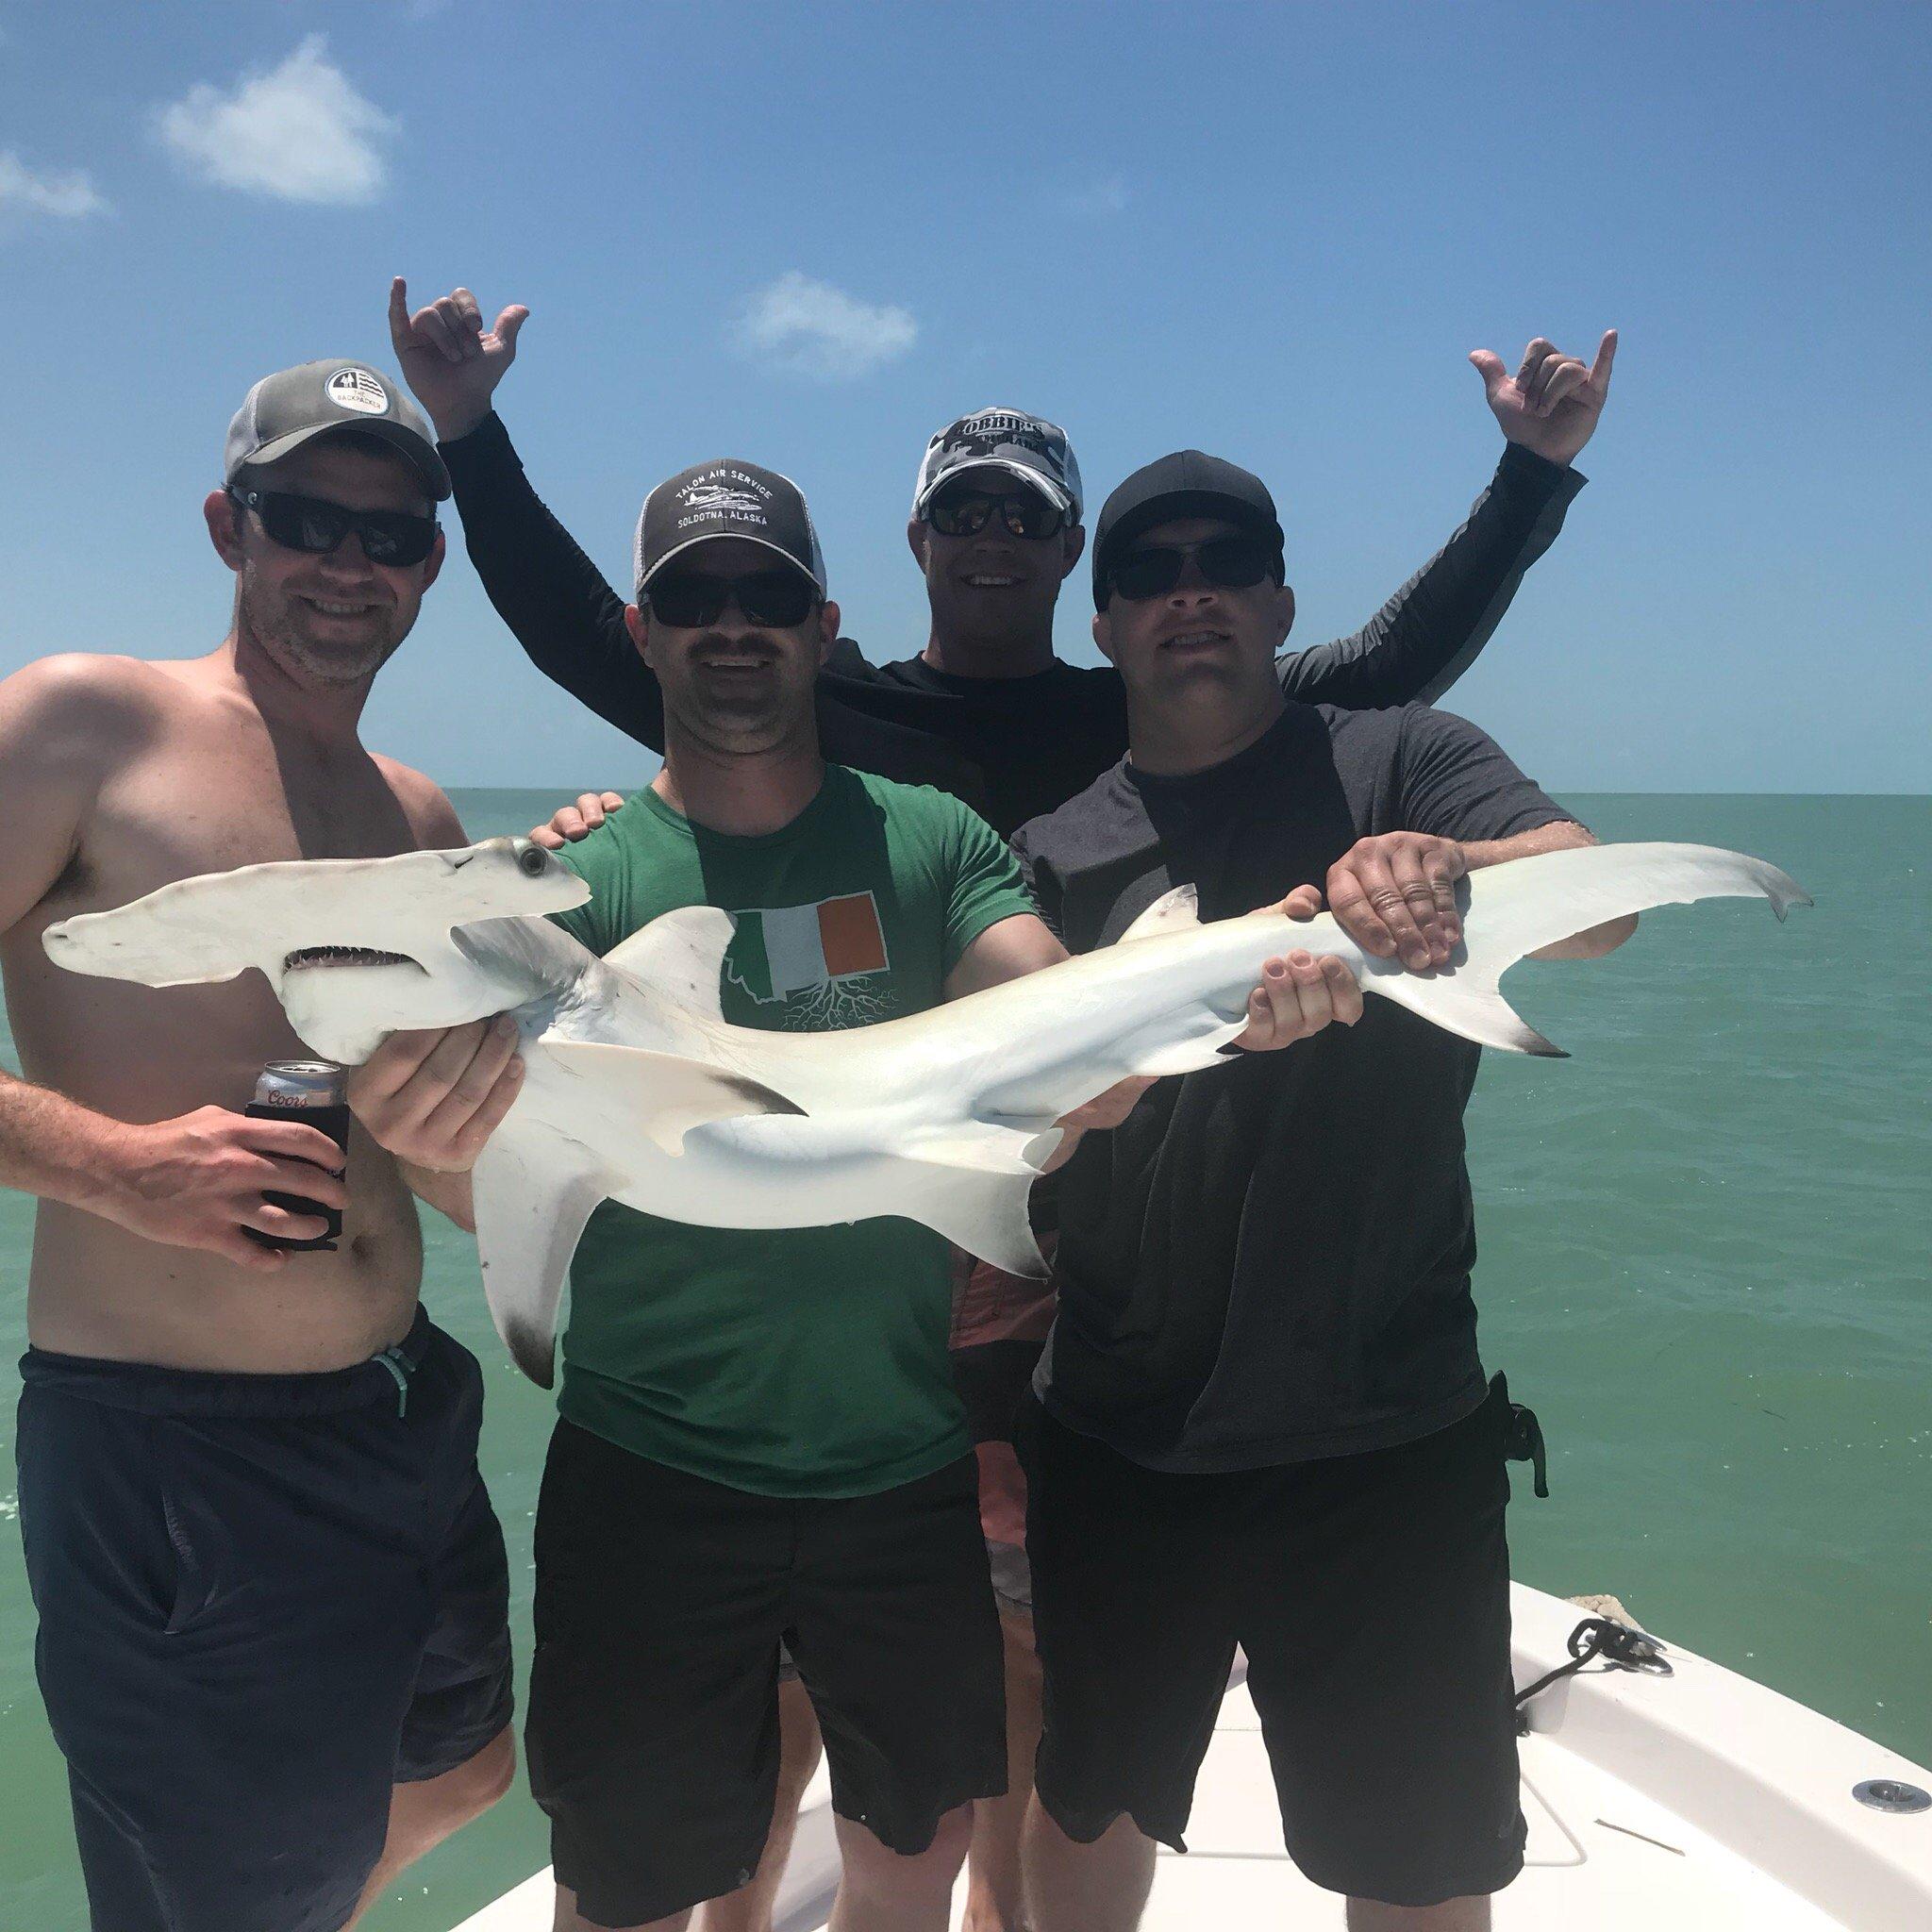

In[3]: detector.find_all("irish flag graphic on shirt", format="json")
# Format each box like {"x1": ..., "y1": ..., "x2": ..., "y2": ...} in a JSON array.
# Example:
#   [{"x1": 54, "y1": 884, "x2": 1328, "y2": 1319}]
[{"x1": 725, "y1": 892, "x2": 892, "y2": 1018}]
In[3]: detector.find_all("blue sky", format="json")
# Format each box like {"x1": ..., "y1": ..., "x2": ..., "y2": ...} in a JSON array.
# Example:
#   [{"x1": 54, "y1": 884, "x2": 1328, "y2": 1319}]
[{"x1": 1, "y1": 2, "x2": 1925, "y2": 793}]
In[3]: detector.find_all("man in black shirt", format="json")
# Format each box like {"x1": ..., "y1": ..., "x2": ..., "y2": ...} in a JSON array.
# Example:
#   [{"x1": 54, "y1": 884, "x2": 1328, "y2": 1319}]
[
  {"x1": 385, "y1": 279, "x2": 1614, "y2": 839},
  {"x1": 1008, "y1": 453, "x2": 1634, "y2": 1930}
]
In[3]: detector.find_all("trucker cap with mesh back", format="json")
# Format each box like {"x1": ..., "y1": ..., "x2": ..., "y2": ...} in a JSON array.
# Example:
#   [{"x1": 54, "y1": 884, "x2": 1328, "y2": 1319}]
[
  {"x1": 634, "y1": 458, "x2": 827, "y2": 596},
  {"x1": 223, "y1": 359, "x2": 450, "y2": 500}
]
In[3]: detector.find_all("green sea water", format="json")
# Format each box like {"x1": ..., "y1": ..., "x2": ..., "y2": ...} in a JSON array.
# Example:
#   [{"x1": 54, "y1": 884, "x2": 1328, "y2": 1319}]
[{"x1": 2, "y1": 791, "x2": 1926, "y2": 1930}]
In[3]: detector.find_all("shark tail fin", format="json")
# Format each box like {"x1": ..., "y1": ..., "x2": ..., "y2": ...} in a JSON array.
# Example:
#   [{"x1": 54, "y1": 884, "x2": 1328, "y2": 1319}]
[
  {"x1": 1370, "y1": 841, "x2": 1809, "y2": 1058},
  {"x1": 472, "y1": 1138, "x2": 613, "y2": 1389},
  {"x1": 543, "y1": 1040, "x2": 806, "y2": 1153}
]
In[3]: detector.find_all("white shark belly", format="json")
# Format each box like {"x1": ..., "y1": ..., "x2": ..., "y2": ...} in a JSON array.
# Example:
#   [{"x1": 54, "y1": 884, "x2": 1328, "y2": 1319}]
[{"x1": 621, "y1": 1112, "x2": 936, "y2": 1232}]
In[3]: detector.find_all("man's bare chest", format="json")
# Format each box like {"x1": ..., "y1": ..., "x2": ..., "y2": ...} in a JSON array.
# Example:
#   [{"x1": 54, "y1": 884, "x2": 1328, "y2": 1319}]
[{"x1": 51, "y1": 724, "x2": 422, "y2": 926}]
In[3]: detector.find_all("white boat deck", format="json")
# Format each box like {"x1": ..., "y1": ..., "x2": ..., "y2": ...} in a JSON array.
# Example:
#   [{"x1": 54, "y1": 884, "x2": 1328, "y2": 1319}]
[{"x1": 455, "y1": 1587, "x2": 1932, "y2": 1931}]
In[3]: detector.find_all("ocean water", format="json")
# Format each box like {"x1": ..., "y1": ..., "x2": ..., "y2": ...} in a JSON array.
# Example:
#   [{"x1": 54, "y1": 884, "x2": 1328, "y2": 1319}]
[{"x1": 1, "y1": 791, "x2": 1926, "y2": 1930}]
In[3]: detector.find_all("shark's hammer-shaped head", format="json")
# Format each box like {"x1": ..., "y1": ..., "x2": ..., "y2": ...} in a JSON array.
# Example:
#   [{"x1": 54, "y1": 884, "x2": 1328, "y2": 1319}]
[{"x1": 44, "y1": 838, "x2": 592, "y2": 1063}]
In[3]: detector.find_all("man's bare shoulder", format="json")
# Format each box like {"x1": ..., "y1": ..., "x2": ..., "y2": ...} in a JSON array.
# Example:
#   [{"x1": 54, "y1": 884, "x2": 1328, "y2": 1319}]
[
  {"x1": 0, "y1": 656, "x2": 192, "y2": 808},
  {"x1": 372, "y1": 751, "x2": 468, "y2": 847},
  {"x1": 0, "y1": 652, "x2": 176, "y2": 741}
]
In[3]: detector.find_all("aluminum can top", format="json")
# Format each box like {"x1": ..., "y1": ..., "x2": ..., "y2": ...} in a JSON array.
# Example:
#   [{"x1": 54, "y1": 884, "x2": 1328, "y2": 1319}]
[{"x1": 253, "y1": 1060, "x2": 347, "y2": 1108}]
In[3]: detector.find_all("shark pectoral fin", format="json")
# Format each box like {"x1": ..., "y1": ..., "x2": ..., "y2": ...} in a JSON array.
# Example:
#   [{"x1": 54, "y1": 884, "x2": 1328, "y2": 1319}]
[
  {"x1": 878, "y1": 1155, "x2": 1049, "y2": 1280},
  {"x1": 543, "y1": 1039, "x2": 806, "y2": 1156},
  {"x1": 1115, "y1": 882, "x2": 1201, "y2": 944},
  {"x1": 472, "y1": 1139, "x2": 612, "y2": 1389},
  {"x1": 603, "y1": 905, "x2": 737, "y2": 1018}
]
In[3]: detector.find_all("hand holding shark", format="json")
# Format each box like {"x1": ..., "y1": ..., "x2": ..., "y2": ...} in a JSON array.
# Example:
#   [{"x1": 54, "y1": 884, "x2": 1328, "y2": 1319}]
[{"x1": 43, "y1": 837, "x2": 1807, "y2": 1387}]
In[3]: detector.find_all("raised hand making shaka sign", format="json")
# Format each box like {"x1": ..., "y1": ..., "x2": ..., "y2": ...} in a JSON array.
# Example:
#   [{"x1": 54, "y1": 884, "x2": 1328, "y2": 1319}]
[
  {"x1": 1470, "y1": 328, "x2": 1618, "y2": 468},
  {"x1": 387, "y1": 276, "x2": 528, "y2": 444}
]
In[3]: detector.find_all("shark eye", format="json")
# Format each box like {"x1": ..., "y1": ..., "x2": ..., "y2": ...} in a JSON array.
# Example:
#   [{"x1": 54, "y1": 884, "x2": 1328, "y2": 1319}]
[{"x1": 516, "y1": 843, "x2": 549, "y2": 877}]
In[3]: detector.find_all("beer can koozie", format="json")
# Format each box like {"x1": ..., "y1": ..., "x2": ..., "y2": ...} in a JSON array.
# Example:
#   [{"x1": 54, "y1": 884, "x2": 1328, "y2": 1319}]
[{"x1": 242, "y1": 1059, "x2": 350, "y2": 1252}]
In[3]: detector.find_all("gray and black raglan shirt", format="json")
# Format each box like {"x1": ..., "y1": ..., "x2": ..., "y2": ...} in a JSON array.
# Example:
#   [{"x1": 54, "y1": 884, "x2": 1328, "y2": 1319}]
[{"x1": 1009, "y1": 703, "x2": 1575, "y2": 1472}]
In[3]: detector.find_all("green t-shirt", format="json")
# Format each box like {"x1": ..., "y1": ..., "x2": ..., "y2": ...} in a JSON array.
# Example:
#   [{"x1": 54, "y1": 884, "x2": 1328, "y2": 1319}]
[{"x1": 550, "y1": 765, "x2": 1037, "y2": 1498}]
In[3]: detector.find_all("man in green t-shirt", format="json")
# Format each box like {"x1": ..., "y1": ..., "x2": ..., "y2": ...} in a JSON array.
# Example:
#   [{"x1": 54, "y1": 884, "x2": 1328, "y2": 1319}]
[{"x1": 349, "y1": 460, "x2": 1353, "y2": 1932}]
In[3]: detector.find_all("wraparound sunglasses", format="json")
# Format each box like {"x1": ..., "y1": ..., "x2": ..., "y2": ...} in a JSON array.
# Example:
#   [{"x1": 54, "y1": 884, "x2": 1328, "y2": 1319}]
[
  {"x1": 227, "y1": 487, "x2": 441, "y2": 568},
  {"x1": 1108, "y1": 533, "x2": 1277, "y2": 602},
  {"x1": 924, "y1": 488, "x2": 1067, "y2": 541},
  {"x1": 645, "y1": 567, "x2": 820, "y2": 629}
]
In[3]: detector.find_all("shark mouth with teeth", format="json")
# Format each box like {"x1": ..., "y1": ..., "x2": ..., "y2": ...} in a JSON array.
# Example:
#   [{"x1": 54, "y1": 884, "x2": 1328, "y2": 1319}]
[{"x1": 284, "y1": 944, "x2": 422, "y2": 972}]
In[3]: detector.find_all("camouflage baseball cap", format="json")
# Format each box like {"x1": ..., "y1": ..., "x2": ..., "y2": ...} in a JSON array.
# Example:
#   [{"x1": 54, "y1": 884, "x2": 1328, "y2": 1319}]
[{"x1": 911, "y1": 407, "x2": 1082, "y2": 522}]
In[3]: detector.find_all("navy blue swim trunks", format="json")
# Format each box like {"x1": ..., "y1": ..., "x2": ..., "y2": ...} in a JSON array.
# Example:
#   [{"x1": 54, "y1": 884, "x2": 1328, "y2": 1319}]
[{"x1": 16, "y1": 1308, "x2": 512, "y2": 1932}]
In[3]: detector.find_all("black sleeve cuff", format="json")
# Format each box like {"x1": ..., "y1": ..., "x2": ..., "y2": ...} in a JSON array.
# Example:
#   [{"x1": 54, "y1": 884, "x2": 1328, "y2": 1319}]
[
  {"x1": 437, "y1": 409, "x2": 520, "y2": 482},
  {"x1": 1493, "y1": 440, "x2": 1587, "y2": 504}
]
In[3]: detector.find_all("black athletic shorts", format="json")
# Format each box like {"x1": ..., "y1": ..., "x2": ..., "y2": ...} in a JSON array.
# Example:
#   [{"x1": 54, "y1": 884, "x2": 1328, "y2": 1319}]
[
  {"x1": 526, "y1": 1421, "x2": 1007, "y2": 1927},
  {"x1": 1023, "y1": 1377, "x2": 1526, "y2": 1908},
  {"x1": 16, "y1": 1310, "x2": 513, "y2": 1932}
]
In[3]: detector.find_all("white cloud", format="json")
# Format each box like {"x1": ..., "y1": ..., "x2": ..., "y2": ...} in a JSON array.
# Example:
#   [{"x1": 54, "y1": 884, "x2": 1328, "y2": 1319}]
[
  {"x1": 733, "y1": 272, "x2": 917, "y2": 382},
  {"x1": 0, "y1": 151, "x2": 108, "y2": 221},
  {"x1": 155, "y1": 36, "x2": 398, "y2": 205},
  {"x1": 1065, "y1": 175, "x2": 1129, "y2": 217}
]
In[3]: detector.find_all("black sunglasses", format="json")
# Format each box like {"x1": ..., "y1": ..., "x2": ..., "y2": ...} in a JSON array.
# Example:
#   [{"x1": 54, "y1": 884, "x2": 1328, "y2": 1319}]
[
  {"x1": 925, "y1": 487, "x2": 1067, "y2": 541},
  {"x1": 1108, "y1": 533, "x2": 1278, "y2": 603},
  {"x1": 645, "y1": 566, "x2": 820, "y2": 630},
  {"x1": 227, "y1": 487, "x2": 440, "y2": 568}
]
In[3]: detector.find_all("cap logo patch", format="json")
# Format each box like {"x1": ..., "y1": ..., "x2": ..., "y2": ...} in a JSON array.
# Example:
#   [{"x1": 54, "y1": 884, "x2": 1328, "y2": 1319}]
[
  {"x1": 957, "y1": 410, "x2": 1041, "y2": 441},
  {"x1": 326, "y1": 367, "x2": 391, "y2": 416},
  {"x1": 675, "y1": 468, "x2": 772, "y2": 532}
]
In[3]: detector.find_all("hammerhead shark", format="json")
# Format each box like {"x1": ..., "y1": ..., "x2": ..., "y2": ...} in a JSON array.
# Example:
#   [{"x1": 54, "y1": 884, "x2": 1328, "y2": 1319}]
[{"x1": 44, "y1": 837, "x2": 1807, "y2": 1386}]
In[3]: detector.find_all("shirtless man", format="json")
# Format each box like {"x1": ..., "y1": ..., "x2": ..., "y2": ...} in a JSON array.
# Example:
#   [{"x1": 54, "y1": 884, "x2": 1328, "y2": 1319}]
[{"x1": 1, "y1": 360, "x2": 518, "y2": 1932}]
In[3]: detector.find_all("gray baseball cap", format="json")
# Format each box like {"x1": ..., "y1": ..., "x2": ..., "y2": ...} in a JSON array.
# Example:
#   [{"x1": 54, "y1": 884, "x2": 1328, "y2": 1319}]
[
  {"x1": 911, "y1": 407, "x2": 1082, "y2": 522},
  {"x1": 224, "y1": 359, "x2": 449, "y2": 501}
]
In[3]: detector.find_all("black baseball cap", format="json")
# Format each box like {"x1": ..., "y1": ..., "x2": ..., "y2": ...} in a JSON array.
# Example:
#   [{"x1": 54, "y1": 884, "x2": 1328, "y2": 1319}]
[
  {"x1": 634, "y1": 459, "x2": 827, "y2": 597},
  {"x1": 224, "y1": 359, "x2": 448, "y2": 500},
  {"x1": 1091, "y1": 450, "x2": 1285, "y2": 608}
]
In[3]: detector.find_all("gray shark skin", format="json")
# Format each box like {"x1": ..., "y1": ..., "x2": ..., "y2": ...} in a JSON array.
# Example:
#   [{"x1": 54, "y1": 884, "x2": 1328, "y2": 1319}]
[{"x1": 44, "y1": 836, "x2": 1808, "y2": 1386}]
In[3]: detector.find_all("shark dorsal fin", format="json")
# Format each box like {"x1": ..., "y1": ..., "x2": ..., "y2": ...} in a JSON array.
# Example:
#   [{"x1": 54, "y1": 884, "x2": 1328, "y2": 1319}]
[
  {"x1": 604, "y1": 905, "x2": 737, "y2": 1018},
  {"x1": 544, "y1": 1039, "x2": 805, "y2": 1154},
  {"x1": 1116, "y1": 883, "x2": 1200, "y2": 944}
]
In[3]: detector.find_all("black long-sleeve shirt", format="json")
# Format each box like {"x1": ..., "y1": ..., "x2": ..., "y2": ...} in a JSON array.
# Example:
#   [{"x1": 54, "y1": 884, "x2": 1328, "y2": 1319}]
[{"x1": 441, "y1": 413, "x2": 1586, "y2": 837}]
